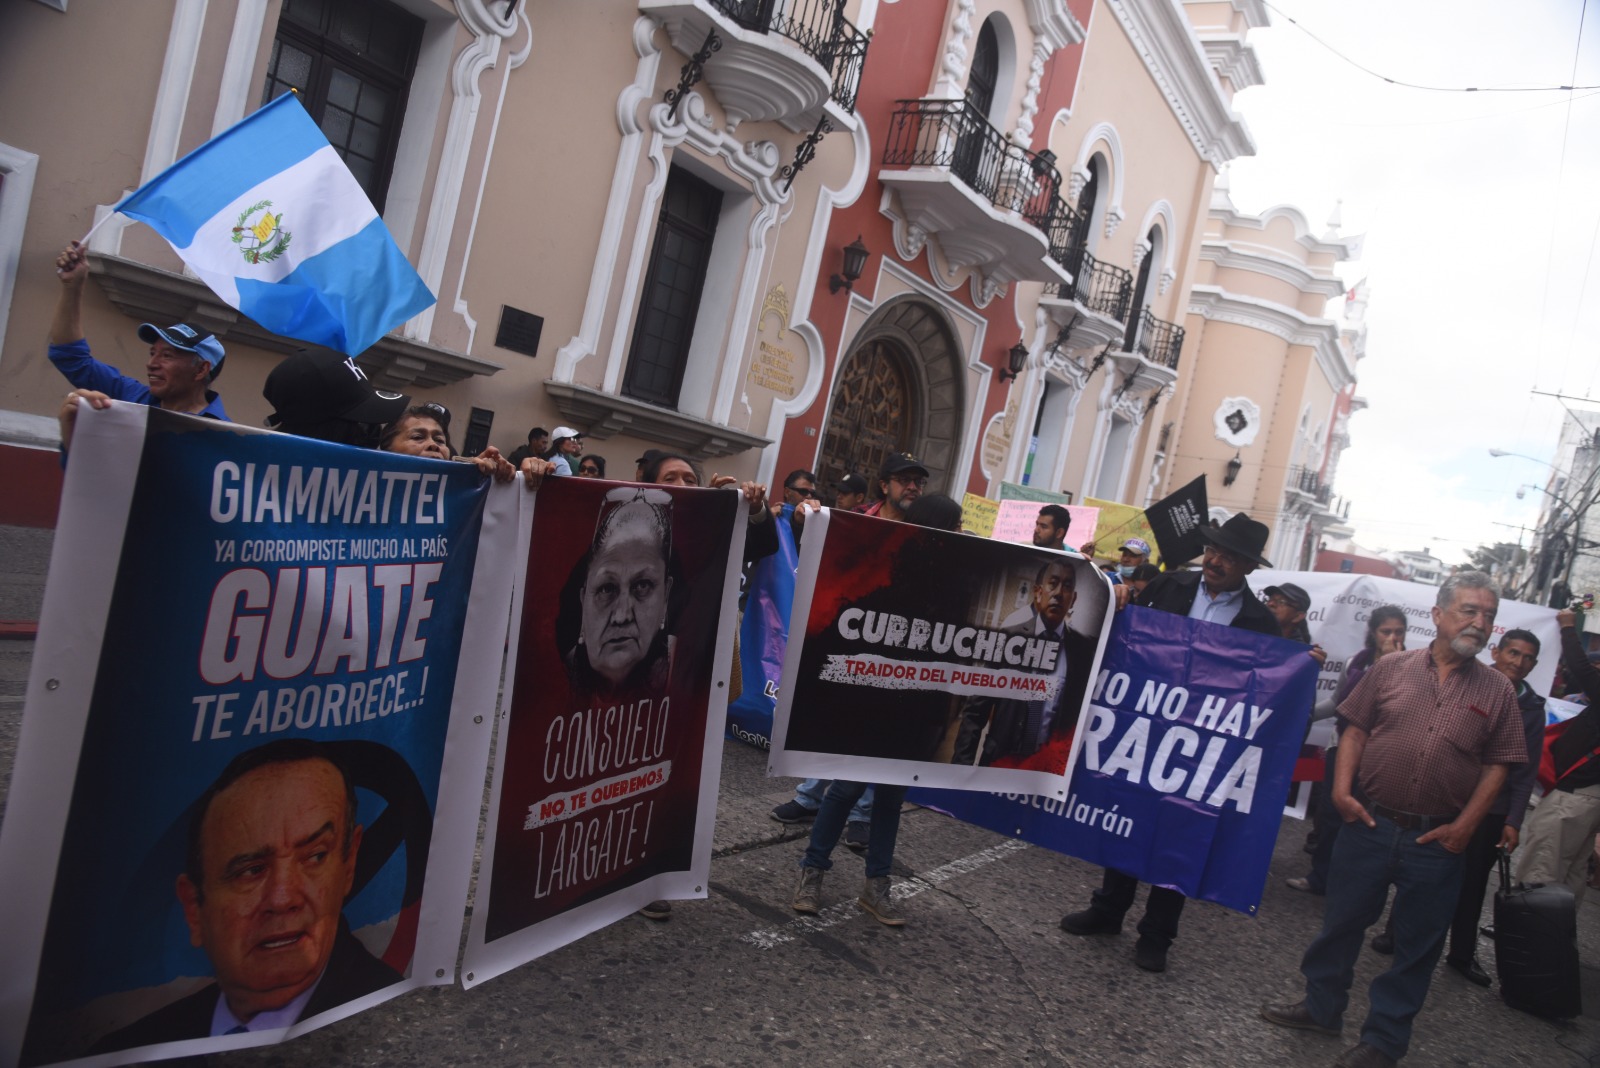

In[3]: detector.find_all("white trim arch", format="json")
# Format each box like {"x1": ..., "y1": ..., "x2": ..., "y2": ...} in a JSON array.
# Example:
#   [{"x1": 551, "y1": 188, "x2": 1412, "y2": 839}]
[
  {"x1": 1070, "y1": 122, "x2": 1125, "y2": 240},
  {"x1": 973, "y1": 12, "x2": 1021, "y2": 130},
  {"x1": 1136, "y1": 199, "x2": 1177, "y2": 295}
]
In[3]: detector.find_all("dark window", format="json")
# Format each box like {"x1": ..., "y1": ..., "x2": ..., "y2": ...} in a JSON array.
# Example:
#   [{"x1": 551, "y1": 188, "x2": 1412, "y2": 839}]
[
  {"x1": 966, "y1": 20, "x2": 999, "y2": 120},
  {"x1": 495, "y1": 306, "x2": 544, "y2": 357},
  {"x1": 261, "y1": 0, "x2": 423, "y2": 212},
  {"x1": 623, "y1": 167, "x2": 723, "y2": 408},
  {"x1": 461, "y1": 407, "x2": 494, "y2": 457},
  {"x1": 1124, "y1": 226, "x2": 1158, "y2": 351}
]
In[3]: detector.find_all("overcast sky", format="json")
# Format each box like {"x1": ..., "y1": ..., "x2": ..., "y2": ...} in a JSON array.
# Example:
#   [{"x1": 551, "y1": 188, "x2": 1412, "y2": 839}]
[{"x1": 1222, "y1": 0, "x2": 1600, "y2": 566}]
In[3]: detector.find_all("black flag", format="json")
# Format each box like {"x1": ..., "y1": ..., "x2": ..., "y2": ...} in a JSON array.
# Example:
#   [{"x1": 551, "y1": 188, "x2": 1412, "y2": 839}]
[{"x1": 1146, "y1": 475, "x2": 1209, "y2": 564}]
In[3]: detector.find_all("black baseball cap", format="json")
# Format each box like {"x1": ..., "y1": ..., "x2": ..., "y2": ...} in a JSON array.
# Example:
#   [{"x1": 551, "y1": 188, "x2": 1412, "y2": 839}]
[
  {"x1": 878, "y1": 452, "x2": 930, "y2": 480},
  {"x1": 1264, "y1": 583, "x2": 1312, "y2": 613},
  {"x1": 836, "y1": 473, "x2": 869, "y2": 495},
  {"x1": 264, "y1": 350, "x2": 410, "y2": 428}
]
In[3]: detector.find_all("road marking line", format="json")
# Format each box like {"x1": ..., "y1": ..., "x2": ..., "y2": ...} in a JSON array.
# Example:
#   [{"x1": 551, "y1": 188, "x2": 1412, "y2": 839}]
[{"x1": 742, "y1": 838, "x2": 1031, "y2": 948}]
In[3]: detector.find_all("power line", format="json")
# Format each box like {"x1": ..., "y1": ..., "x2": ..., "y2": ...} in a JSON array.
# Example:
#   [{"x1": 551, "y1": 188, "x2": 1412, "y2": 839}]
[{"x1": 1261, "y1": 0, "x2": 1600, "y2": 92}]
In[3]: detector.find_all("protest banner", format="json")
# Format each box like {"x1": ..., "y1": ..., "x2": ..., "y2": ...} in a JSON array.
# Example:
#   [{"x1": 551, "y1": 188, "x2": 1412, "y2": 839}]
[
  {"x1": 463, "y1": 478, "x2": 745, "y2": 987},
  {"x1": 770, "y1": 509, "x2": 1114, "y2": 796},
  {"x1": 912, "y1": 606, "x2": 1320, "y2": 914},
  {"x1": 989, "y1": 499, "x2": 1100, "y2": 549},
  {"x1": 1082, "y1": 496, "x2": 1158, "y2": 558},
  {"x1": 0, "y1": 405, "x2": 516, "y2": 1067},
  {"x1": 961, "y1": 493, "x2": 998, "y2": 538},
  {"x1": 1143, "y1": 475, "x2": 1208, "y2": 564},
  {"x1": 725, "y1": 504, "x2": 800, "y2": 750},
  {"x1": 998, "y1": 480, "x2": 1069, "y2": 504},
  {"x1": 1246, "y1": 570, "x2": 1561, "y2": 747}
]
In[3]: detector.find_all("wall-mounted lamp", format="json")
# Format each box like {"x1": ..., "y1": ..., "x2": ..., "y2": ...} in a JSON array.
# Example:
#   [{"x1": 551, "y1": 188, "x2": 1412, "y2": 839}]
[
  {"x1": 1223, "y1": 451, "x2": 1242, "y2": 487},
  {"x1": 998, "y1": 341, "x2": 1029, "y2": 383},
  {"x1": 829, "y1": 236, "x2": 870, "y2": 294}
]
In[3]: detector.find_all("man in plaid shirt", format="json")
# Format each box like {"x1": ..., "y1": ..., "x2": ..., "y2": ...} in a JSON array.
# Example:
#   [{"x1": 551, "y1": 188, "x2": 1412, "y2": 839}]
[{"x1": 1261, "y1": 570, "x2": 1527, "y2": 1068}]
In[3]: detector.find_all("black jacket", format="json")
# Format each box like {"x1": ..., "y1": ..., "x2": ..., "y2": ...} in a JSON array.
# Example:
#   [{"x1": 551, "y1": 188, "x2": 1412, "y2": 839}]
[
  {"x1": 953, "y1": 618, "x2": 1098, "y2": 766},
  {"x1": 1134, "y1": 570, "x2": 1280, "y2": 636},
  {"x1": 92, "y1": 921, "x2": 403, "y2": 1055}
]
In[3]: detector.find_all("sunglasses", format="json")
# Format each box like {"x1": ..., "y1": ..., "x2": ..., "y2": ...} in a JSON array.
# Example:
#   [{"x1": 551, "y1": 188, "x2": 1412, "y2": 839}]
[
  {"x1": 418, "y1": 402, "x2": 451, "y2": 427},
  {"x1": 890, "y1": 474, "x2": 928, "y2": 488},
  {"x1": 787, "y1": 485, "x2": 818, "y2": 498}
]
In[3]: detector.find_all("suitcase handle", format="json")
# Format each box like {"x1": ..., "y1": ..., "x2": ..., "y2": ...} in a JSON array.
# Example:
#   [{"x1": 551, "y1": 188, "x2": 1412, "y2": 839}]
[{"x1": 1496, "y1": 846, "x2": 1513, "y2": 894}]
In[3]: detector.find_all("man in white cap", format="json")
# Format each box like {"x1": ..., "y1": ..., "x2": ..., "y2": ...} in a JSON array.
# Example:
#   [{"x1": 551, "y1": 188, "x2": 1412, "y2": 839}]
[
  {"x1": 51, "y1": 240, "x2": 229, "y2": 424},
  {"x1": 548, "y1": 426, "x2": 584, "y2": 476}
]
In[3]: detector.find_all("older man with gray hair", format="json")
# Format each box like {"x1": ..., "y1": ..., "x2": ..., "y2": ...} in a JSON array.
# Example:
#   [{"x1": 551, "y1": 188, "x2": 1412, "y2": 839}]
[{"x1": 1261, "y1": 571, "x2": 1528, "y2": 1068}]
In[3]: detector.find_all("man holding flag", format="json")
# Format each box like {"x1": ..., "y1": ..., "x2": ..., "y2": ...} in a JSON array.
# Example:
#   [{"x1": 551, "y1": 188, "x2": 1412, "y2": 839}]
[{"x1": 50, "y1": 240, "x2": 229, "y2": 422}]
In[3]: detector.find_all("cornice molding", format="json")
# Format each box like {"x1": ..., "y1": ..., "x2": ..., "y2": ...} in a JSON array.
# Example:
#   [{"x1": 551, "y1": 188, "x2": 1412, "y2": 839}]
[
  {"x1": 1105, "y1": 0, "x2": 1254, "y2": 168},
  {"x1": 1199, "y1": 239, "x2": 1347, "y2": 298},
  {"x1": 1199, "y1": 33, "x2": 1263, "y2": 92},
  {"x1": 1187, "y1": 284, "x2": 1355, "y2": 391},
  {"x1": 543, "y1": 381, "x2": 770, "y2": 460},
  {"x1": 1025, "y1": 0, "x2": 1087, "y2": 51},
  {"x1": 1210, "y1": 202, "x2": 1361, "y2": 259}
]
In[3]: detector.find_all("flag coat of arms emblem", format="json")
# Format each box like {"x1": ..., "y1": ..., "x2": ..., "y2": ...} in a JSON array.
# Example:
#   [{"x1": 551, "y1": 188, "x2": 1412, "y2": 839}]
[{"x1": 114, "y1": 93, "x2": 435, "y2": 356}]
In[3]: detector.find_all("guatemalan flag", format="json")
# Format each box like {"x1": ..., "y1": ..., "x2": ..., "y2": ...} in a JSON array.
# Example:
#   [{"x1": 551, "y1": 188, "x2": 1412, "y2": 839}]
[{"x1": 113, "y1": 93, "x2": 434, "y2": 356}]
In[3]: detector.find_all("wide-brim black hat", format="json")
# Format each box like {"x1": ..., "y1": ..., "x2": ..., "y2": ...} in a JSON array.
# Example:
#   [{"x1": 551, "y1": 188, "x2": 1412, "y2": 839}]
[{"x1": 1201, "y1": 513, "x2": 1273, "y2": 567}]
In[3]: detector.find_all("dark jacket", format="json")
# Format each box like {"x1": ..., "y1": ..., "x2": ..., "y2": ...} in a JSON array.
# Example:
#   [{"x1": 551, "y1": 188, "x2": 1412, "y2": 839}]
[
  {"x1": 92, "y1": 921, "x2": 403, "y2": 1054},
  {"x1": 953, "y1": 618, "x2": 1098, "y2": 766},
  {"x1": 1134, "y1": 570, "x2": 1280, "y2": 636},
  {"x1": 1498, "y1": 682, "x2": 1546, "y2": 826},
  {"x1": 1551, "y1": 624, "x2": 1600, "y2": 791}
]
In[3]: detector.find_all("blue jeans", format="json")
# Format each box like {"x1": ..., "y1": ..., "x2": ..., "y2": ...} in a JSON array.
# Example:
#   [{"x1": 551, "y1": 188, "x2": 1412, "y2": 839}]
[
  {"x1": 801, "y1": 781, "x2": 907, "y2": 879},
  {"x1": 795, "y1": 778, "x2": 873, "y2": 824},
  {"x1": 1300, "y1": 814, "x2": 1466, "y2": 1060}
]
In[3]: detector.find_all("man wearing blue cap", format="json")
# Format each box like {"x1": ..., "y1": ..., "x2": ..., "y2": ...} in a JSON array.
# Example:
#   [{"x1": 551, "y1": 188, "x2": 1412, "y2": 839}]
[{"x1": 50, "y1": 240, "x2": 229, "y2": 421}]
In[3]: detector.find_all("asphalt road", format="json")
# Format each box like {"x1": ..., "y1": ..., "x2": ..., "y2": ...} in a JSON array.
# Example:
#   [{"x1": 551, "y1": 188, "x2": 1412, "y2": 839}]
[{"x1": 0, "y1": 594, "x2": 1595, "y2": 1066}]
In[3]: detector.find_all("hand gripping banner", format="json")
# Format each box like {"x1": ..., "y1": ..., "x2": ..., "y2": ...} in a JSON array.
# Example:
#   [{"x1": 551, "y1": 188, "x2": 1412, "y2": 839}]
[
  {"x1": 913, "y1": 606, "x2": 1320, "y2": 915},
  {"x1": 0, "y1": 405, "x2": 517, "y2": 1067}
]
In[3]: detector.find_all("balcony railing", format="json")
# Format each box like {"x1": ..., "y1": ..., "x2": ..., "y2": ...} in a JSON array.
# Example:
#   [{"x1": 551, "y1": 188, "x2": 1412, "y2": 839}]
[
  {"x1": 1287, "y1": 465, "x2": 1335, "y2": 506},
  {"x1": 1044, "y1": 199, "x2": 1087, "y2": 274},
  {"x1": 1052, "y1": 250, "x2": 1133, "y2": 323},
  {"x1": 709, "y1": 0, "x2": 868, "y2": 111},
  {"x1": 882, "y1": 99, "x2": 1059, "y2": 230},
  {"x1": 1131, "y1": 308, "x2": 1184, "y2": 369}
]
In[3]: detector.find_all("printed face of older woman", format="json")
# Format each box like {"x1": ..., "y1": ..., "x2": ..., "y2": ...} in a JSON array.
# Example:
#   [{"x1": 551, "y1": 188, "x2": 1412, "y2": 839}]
[
  {"x1": 581, "y1": 501, "x2": 671, "y2": 685},
  {"x1": 387, "y1": 415, "x2": 450, "y2": 460}
]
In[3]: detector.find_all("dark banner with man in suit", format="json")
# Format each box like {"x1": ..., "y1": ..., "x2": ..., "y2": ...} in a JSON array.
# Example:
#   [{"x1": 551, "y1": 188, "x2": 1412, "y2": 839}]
[{"x1": 770, "y1": 509, "x2": 1114, "y2": 797}]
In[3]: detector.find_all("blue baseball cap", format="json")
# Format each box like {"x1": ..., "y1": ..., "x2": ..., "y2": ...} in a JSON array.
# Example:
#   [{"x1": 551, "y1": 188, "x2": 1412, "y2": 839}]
[
  {"x1": 1119, "y1": 537, "x2": 1152, "y2": 557},
  {"x1": 139, "y1": 322, "x2": 226, "y2": 376}
]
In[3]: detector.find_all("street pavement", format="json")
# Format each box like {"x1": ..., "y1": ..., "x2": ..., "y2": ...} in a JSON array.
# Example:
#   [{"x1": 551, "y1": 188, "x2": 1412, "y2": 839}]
[{"x1": 0, "y1": 639, "x2": 1595, "y2": 1068}]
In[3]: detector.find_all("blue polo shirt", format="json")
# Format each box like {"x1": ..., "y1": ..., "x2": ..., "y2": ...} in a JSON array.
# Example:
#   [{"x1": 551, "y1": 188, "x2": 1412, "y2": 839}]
[{"x1": 49, "y1": 338, "x2": 229, "y2": 421}]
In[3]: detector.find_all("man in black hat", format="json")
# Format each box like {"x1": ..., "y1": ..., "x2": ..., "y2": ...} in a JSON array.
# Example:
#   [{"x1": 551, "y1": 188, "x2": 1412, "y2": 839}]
[
  {"x1": 51, "y1": 240, "x2": 229, "y2": 442},
  {"x1": 834, "y1": 473, "x2": 869, "y2": 512},
  {"x1": 864, "y1": 453, "x2": 929, "y2": 523},
  {"x1": 263, "y1": 350, "x2": 410, "y2": 448},
  {"x1": 1060, "y1": 512, "x2": 1280, "y2": 973}
]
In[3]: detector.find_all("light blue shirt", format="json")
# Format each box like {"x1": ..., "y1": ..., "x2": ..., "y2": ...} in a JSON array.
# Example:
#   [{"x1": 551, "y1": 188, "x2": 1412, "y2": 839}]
[
  {"x1": 1187, "y1": 581, "x2": 1245, "y2": 627},
  {"x1": 210, "y1": 975, "x2": 321, "y2": 1036}
]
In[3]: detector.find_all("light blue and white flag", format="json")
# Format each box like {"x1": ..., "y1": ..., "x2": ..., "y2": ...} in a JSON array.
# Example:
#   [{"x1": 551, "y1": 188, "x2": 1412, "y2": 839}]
[{"x1": 114, "y1": 93, "x2": 434, "y2": 356}]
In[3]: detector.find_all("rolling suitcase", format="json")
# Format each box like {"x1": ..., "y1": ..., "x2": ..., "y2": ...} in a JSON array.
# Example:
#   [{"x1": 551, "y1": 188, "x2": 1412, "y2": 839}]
[{"x1": 1493, "y1": 849, "x2": 1581, "y2": 1019}]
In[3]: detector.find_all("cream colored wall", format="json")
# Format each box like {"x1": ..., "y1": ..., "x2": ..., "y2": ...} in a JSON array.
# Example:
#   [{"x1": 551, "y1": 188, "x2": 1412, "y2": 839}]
[{"x1": 0, "y1": 2, "x2": 851, "y2": 481}]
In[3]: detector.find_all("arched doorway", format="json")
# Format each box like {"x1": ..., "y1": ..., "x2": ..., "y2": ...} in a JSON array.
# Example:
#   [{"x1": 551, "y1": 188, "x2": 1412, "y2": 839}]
[{"x1": 816, "y1": 298, "x2": 964, "y2": 494}]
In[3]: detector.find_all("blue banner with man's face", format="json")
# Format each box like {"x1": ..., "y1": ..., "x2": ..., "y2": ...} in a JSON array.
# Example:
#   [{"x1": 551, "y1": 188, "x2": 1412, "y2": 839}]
[
  {"x1": 725, "y1": 503, "x2": 799, "y2": 749},
  {"x1": 911, "y1": 606, "x2": 1319, "y2": 915},
  {"x1": 0, "y1": 405, "x2": 516, "y2": 1067}
]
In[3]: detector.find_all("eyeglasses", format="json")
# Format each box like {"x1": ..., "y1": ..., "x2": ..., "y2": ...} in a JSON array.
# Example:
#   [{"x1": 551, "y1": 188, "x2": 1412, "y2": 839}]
[
  {"x1": 1202, "y1": 545, "x2": 1245, "y2": 567},
  {"x1": 890, "y1": 474, "x2": 928, "y2": 488}
]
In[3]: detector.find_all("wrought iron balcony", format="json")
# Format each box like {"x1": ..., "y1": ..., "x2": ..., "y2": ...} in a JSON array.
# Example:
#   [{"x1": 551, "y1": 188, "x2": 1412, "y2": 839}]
[
  {"x1": 878, "y1": 99, "x2": 1068, "y2": 286},
  {"x1": 644, "y1": 0, "x2": 869, "y2": 131},
  {"x1": 882, "y1": 99, "x2": 1059, "y2": 229},
  {"x1": 1052, "y1": 250, "x2": 1133, "y2": 323},
  {"x1": 1131, "y1": 308, "x2": 1185, "y2": 370},
  {"x1": 1287, "y1": 465, "x2": 1335, "y2": 506},
  {"x1": 705, "y1": 0, "x2": 868, "y2": 112}
]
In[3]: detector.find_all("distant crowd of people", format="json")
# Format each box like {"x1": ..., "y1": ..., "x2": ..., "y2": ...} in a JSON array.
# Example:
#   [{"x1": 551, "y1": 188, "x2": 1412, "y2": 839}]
[{"x1": 45, "y1": 239, "x2": 1596, "y2": 1068}]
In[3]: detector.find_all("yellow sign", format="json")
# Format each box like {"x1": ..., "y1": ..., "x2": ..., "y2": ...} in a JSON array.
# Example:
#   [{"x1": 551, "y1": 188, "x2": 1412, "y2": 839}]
[
  {"x1": 962, "y1": 493, "x2": 999, "y2": 537},
  {"x1": 1084, "y1": 496, "x2": 1158, "y2": 561}
]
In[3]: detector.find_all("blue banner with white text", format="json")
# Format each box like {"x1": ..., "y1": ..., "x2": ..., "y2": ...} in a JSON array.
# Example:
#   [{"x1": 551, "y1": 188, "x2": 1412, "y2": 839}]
[
  {"x1": 12, "y1": 409, "x2": 502, "y2": 1066},
  {"x1": 725, "y1": 504, "x2": 799, "y2": 749},
  {"x1": 911, "y1": 606, "x2": 1319, "y2": 915}
]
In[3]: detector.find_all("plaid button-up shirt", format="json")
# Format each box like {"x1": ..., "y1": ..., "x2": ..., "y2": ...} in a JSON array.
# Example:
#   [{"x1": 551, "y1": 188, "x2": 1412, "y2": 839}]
[{"x1": 1338, "y1": 646, "x2": 1526, "y2": 816}]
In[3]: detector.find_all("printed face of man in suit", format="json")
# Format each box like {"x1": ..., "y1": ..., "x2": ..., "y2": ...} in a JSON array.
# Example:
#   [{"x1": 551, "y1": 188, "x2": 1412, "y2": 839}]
[
  {"x1": 1032, "y1": 561, "x2": 1077, "y2": 628},
  {"x1": 176, "y1": 758, "x2": 362, "y2": 1022}
]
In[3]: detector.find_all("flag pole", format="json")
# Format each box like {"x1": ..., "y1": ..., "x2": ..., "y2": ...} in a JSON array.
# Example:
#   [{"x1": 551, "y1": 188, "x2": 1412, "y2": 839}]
[{"x1": 75, "y1": 210, "x2": 116, "y2": 249}]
